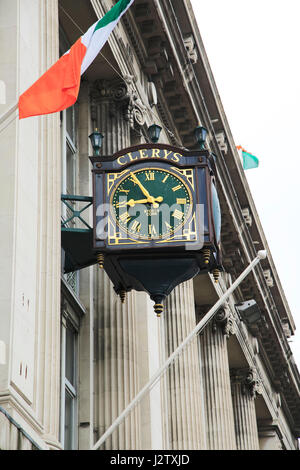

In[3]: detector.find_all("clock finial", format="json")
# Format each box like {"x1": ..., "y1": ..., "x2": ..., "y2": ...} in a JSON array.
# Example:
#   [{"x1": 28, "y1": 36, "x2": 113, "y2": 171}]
[{"x1": 151, "y1": 294, "x2": 165, "y2": 317}]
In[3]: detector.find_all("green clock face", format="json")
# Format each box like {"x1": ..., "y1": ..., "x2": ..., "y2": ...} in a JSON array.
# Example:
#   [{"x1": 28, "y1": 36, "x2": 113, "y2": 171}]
[{"x1": 111, "y1": 168, "x2": 193, "y2": 240}]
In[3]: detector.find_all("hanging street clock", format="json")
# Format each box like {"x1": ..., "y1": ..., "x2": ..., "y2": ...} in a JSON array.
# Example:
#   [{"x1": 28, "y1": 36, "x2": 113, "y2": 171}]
[
  {"x1": 91, "y1": 143, "x2": 222, "y2": 316},
  {"x1": 111, "y1": 168, "x2": 193, "y2": 240}
]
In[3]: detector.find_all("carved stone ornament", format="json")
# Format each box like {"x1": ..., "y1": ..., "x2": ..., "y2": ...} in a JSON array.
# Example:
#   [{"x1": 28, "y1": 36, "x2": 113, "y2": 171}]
[
  {"x1": 245, "y1": 367, "x2": 263, "y2": 398},
  {"x1": 92, "y1": 76, "x2": 147, "y2": 128},
  {"x1": 231, "y1": 367, "x2": 263, "y2": 399},
  {"x1": 183, "y1": 34, "x2": 198, "y2": 64},
  {"x1": 215, "y1": 131, "x2": 228, "y2": 155},
  {"x1": 213, "y1": 307, "x2": 236, "y2": 338}
]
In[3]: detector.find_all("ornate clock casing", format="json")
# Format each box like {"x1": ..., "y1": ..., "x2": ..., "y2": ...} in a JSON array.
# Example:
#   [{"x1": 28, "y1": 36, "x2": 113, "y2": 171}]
[{"x1": 91, "y1": 144, "x2": 222, "y2": 315}]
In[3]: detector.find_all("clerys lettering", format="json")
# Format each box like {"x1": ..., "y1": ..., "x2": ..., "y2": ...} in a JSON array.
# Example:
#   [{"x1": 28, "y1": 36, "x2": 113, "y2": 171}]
[{"x1": 117, "y1": 148, "x2": 182, "y2": 166}]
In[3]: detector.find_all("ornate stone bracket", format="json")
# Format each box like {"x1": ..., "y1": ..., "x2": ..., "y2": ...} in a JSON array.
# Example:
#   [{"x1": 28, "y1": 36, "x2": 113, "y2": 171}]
[
  {"x1": 91, "y1": 75, "x2": 147, "y2": 129},
  {"x1": 213, "y1": 307, "x2": 236, "y2": 338},
  {"x1": 231, "y1": 367, "x2": 263, "y2": 399},
  {"x1": 183, "y1": 34, "x2": 198, "y2": 64},
  {"x1": 245, "y1": 367, "x2": 263, "y2": 398}
]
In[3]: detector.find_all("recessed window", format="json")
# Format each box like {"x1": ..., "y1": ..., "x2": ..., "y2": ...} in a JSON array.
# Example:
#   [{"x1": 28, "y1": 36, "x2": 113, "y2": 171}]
[{"x1": 60, "y1": 315, "x2": 78, "y2": 450}]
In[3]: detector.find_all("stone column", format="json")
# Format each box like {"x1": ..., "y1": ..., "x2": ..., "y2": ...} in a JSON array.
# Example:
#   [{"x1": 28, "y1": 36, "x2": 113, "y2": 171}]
[
  {"x1": 35, "y1": 0, "x2": 62, "y2": 449},
  {"x1": 92, "y1": 79, "x2": 144, "y2": 450},
  {"x1": 230, "y1": 368, "x2": 261, "y2": 450},
  {"x1": 164, "y1": 280, "x2": 206, "y2": 450},
  {"x1": 0, "y1": 0, "x2": 61, "y2": 450},
  {"x1": 200, "y1": 308, "x2": 237, "y2": 449},
  {"x1": 77, "y1": 81, "x2": 94, "y2": 449},
  {"x1": 96, "y1": 272, "x2": 140, "y2": 450}
]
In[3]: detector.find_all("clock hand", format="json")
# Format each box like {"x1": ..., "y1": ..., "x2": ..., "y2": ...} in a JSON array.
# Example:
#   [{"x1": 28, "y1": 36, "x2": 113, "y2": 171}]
[
  {"x1": 129, "y1": 172, "x2": 152, "y2": 200},
  {"x1": 116, "y1": 196, "x2": 164, "y2": 209},
  {"x1": 127, "y1": 196, "x2": 164, "y2": 207}
]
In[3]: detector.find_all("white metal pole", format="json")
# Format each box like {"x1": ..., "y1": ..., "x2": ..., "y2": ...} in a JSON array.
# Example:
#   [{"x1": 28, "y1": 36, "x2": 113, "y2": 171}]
[
  {"x1": 91, "y1": 250, "x2": 267, "y2": 450},
  {"x1": 0, "y1": 101, "x2": 18, "y2": 126}
]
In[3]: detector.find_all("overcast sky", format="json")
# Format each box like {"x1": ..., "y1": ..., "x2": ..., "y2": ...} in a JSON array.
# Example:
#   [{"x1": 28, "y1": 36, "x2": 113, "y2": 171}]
[{"x1": 190, "y1": 0, "x2": 300, "y2": 368}]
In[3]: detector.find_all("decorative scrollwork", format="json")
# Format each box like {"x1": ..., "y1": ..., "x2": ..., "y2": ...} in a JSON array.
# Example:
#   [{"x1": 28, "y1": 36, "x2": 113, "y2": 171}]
[
  {"x1": 213, "y1": 308, "x2": 236, "y2": 338},
  {"x1": 231, "y1": 367, "x2": 262, "y2": 399},
  {"x1": 111, "y1": 81, "x2": 128, "y2": 101},
  {"x1": 92, "y1": 76, "x2": 146, "y2": 129},
  {"x1": 132, "y1": 100, "x2": 146, "y2": 126},
  {"x1": 245, "y1": 367, "x2": 263, "y2": 398}
]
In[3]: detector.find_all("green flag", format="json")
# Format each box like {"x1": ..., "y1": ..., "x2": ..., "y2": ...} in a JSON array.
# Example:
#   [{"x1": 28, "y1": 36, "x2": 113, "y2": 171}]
[{"x1": 242, "y1": 150, "x2": 259, "y2": 170}]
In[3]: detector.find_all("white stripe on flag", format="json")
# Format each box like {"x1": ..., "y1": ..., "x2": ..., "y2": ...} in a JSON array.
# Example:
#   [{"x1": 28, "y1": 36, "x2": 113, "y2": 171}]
[
  {"x1": 81, "y1": 20, "x2": 119, "y2": 74},
  {"x1": 80, "y1": 0, "x2": 134, "y2": 75}
]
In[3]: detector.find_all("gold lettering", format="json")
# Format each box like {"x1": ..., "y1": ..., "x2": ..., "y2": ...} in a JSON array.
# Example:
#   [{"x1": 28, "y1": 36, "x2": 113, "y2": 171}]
[
  {"x1": 163, "y1": 150, "x2": 173, "y2": 160},
  {"x1": 128, "y1": 152, "x2": 139, "y2": 162},
  {"x1": 117, "y1": 155, "x2": 127, "y2": 166},
  {"x1": 139, "y1": 149, "x2": 148, "y2": 159},
  {"x1": 151, "y1": 148, "x2": 161, "y2": 159},
  {"x1": 171, "y1": 152, "x2": 181, "y2": 163}
]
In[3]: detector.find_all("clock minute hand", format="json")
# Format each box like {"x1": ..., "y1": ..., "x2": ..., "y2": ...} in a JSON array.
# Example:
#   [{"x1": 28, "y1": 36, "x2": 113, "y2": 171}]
[{"x1": 130, "y1": 172, "x2": 152, "y2": 200}]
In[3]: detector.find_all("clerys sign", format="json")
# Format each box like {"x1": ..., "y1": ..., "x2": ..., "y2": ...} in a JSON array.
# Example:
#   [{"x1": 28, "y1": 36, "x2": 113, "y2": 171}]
[{"x1": 115, "y1": 147, "x2": 183, "y2": 167}]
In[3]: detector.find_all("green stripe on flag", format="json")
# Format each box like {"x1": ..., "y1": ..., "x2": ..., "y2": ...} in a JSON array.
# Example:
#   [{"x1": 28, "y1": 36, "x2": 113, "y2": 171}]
[
  {"x1": 242, "y1": 151, "x2": 259, "y2": 170},
  {"x1": 93, "y1": 0, "x2": 132, "y2": 33}
]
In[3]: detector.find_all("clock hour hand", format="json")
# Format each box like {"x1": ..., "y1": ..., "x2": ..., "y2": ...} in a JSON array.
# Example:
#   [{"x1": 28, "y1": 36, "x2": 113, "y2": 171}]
[
  {"x1": 127, "y1": 196, "x2": 163, "y2": 207},
  {"x1": 116, "y1": 196, "x2": 164, "y2": 209}
]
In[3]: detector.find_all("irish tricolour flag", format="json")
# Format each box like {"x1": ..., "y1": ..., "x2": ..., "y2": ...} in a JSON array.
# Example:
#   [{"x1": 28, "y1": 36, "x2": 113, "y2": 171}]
[{"x1": 19, "y1": 0, "x2": 134, "y2": 119}]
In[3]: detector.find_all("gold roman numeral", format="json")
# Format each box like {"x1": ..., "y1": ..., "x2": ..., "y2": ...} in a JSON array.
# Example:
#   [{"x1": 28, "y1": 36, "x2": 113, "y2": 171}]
[
  {"x1": 131, "y1": 221, "x2": 141, "y2": 233},
  {"x1": 120, "y1": 212, "x2": 132, "y2": 224},
  {"x1": 172, "y1": 184, "x2": 182, "y2": 192},
  {"x1": 129, "y1": 176, "x2": 138, "y2": 185},
  {"x1": 115, "y1": 200, "x2": 128, "y2": 208},
  {"x1": 148, "y1": 224, "x2": 157, "y2": 236},
  {"x1": 145, "y1": 172, "x2": 155, "y2": 181},
  {"x1": 176, "y1": 198, "x2": 187, "y2": 205},
  {"x1": 173, "y1": 209, "x2": 184, "y2": 220},
  {"x1": 162, "y1": 174, "x2": 169, "y2": 183}
]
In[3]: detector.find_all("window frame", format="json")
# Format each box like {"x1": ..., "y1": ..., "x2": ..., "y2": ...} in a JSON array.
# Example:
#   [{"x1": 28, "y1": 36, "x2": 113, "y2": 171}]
[{"x1": 60, "y1": 279, "x2": 86, "y2": 450}]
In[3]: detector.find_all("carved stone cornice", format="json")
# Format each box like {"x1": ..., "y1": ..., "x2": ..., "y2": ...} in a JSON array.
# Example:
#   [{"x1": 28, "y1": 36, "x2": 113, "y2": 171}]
[
  {"x1": 91, "y1": 76, "x2": 147, "y2": 128},
  {"x1": 212, "y1": 308, "x2": 236, "y2": 338},
  {"x1": 231, "y1": 367, "x2": 262, "y2": 399}
]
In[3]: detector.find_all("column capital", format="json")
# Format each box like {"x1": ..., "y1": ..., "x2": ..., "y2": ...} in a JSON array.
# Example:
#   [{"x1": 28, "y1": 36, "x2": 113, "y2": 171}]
[
  {"x1": 231, "y1": 367, "x2": 262, "y2": 399},
  {"x1": 91, "y1": 77, "x2": 146, "y2": 128},
  {"x1": 213, "y1": 308, "x2": 236, "y2": 338}
]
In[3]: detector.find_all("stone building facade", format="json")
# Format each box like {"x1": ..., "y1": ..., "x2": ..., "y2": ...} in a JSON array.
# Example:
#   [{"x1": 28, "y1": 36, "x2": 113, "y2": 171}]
[{"x1": 0, "y1": 0, "x2": 299, "y2": 450}]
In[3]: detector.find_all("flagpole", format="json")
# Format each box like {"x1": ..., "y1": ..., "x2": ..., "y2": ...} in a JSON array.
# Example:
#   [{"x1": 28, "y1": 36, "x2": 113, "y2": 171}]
[
  {"x1": 91, "y1": 250, "x2": 267, "y2": 451},
  {"x1": 0, "y1": 101, "x2": 18, "y2": 126}
]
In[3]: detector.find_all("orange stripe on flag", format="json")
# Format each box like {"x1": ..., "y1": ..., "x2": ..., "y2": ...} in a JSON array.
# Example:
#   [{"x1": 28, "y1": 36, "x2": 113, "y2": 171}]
[{"x1": 19, "y1": 38, "x2": 87, "y2": 119}]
